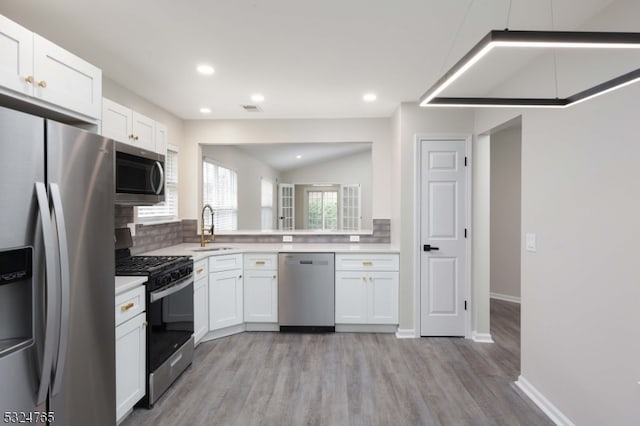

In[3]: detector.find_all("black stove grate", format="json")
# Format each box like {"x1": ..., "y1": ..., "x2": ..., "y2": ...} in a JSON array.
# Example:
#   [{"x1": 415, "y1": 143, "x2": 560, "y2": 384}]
[{"x1": 115, "y1": 254, "x2": 193, "y2": 276}]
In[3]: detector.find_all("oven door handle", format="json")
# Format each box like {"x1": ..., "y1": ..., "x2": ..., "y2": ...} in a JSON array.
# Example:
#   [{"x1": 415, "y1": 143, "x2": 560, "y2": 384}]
[{"x1": 150, "y1": 273, "x2": 193, "y2": 302}]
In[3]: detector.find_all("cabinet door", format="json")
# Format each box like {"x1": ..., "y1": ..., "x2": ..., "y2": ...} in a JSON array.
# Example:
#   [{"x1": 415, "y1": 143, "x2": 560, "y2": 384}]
[
  {"x1": 244, "y1": 270, "x2": 277, "y2": 323},
  {"x1": 131, "y1": 111, "x2": 155, "y2": 152},
  {"x1": 194, "y1": 277, "x2": 208, "y2": 344},
  {"x1": 209, "y1": 269, "x2": 243, "y2": 330},
  {"x1": 155, "y1": 122, "x2": 168, "y2": 155},
  {"x1": 335, "y1": 271, "x2": 368, "y2": 324},
  {"x1": 115, "y1": 312, "x2": 146, "y2": 422},
  {"x1": 102, "y1": 98, "x2": 132, "y2": 143},
  {"x1": 33, "y1": 34, "x2": 101, "y2": 119},
  {"x1": 368, "y1": 272, "x2": 399, "y2": 324},
  {"x1": 0, "y1": 15, "x2": 33, "y2": 96}
]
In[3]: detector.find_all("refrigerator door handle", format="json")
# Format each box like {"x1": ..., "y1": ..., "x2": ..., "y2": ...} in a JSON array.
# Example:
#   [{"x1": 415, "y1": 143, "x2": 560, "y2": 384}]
[
  {"x1": 50, "y1": 184, "x2": 70, "y2": 396},
  {"x1": 34, "y1": 182, "x2": 58, "y2": 405},
  {"x1": 150, "y1": 161, "x2": 164, "y2": 195}
]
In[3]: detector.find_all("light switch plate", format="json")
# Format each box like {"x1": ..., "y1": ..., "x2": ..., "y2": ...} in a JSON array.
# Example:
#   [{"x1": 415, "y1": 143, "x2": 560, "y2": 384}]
[
  {"x1": 282, "y1": 235, "x2": 293, "y2": 242},
  {"x1": 526, "y1": 233, "x2": 536, "y2": 252},
  {"x1": 349, "y1": 235, "x2": 360, "y2": 242}
]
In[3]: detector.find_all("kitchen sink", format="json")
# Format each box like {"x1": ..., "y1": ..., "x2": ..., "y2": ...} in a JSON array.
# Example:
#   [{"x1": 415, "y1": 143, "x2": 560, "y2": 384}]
[{"x1": 190, "y1": 246, "x2": 234, "y2": 252}]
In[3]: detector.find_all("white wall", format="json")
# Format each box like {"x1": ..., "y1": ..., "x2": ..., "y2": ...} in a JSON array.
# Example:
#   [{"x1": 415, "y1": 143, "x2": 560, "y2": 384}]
[
  {"x1": 181, "y1": 118, "x2": 391, "y2": 229},
  {"x1": 473, "y1": 1, "x2": 640, "y2": 423},
  {"x1": 201, "y1": 145, "x2": 280, "y2": 230},
  {"x1": 519, "y1": 86, "x2": 640, "y2": 425},
  {"x1": 281, "y1": 150, "x2": 373, "y2": 229},
  {"x1": 490, "y1": 125, "x2": 521, "y2": 299}
]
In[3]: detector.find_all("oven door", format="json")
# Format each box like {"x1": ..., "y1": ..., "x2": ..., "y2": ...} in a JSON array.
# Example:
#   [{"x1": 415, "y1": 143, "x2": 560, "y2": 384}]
[
  {"x1": 147, "y1": 274, "x2": 194, "y2": 373},
  {"x1": 115, "y1": 142, "x2": 165, "y2": 205}
]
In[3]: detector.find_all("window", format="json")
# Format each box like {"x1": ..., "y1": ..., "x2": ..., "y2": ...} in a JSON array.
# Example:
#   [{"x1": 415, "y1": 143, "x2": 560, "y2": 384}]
[
  {"x1": 202, "y1": 159, "x2": 237, "y2": 231},
  {"x1": 137, "y1": 149, "x2": 178, "y2": 221},
  {"x1": 261, "y1": 178, "x2": 274, "y2": 230},
  {"x1": 307, "y1": 190, "x2": 337, "y2": 230}
]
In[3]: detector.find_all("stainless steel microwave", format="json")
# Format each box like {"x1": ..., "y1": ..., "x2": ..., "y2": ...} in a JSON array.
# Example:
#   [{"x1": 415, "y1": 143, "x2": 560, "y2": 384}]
[{"x1": 115, "y1": 142, "x2": 165, "y2": 205}]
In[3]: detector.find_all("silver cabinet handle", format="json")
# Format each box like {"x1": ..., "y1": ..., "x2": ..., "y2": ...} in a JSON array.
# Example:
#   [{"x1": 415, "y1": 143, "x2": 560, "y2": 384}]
[
  {"x1": 34, "y1": 183, "x2": 58, "y2": 405},
  {"x1": 50, "y1": 183, "x2": 70, "y2": 396}
]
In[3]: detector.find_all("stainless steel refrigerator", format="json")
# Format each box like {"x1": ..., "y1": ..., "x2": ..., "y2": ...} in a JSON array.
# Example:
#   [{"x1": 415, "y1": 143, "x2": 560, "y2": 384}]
[{"x1": 0, "y1": 106, "x2": 115, "y2": 425}]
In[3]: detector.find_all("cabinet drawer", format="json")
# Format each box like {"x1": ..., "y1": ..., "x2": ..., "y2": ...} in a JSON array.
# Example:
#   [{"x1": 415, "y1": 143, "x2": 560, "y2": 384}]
[
  {"x1": 194, "y1": 259, "x2": 208, "y2": 280},
  {"x1": 115, "y1": 285, "x2": 145, "y2": 327},
  {"x1": 243, "y1": 253, "x2": 277, "y2": 270},
  {"x1": 335, "y1": 254, "x2": 399, "y2": 271},
  {"x1": 209, "y1": 253, "x2": 243, "y2": 272}
]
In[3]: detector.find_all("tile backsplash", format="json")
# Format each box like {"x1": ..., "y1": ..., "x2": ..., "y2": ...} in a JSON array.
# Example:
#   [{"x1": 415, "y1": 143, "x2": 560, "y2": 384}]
[{"x1": 115, "y1": 206, "x2": 390, "y2": 253}]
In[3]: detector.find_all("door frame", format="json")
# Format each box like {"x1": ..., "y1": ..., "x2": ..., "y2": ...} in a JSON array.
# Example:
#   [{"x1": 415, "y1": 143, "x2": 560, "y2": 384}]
[{"x1": 414, "y1": 134, "x2": 472, "y2": 338}]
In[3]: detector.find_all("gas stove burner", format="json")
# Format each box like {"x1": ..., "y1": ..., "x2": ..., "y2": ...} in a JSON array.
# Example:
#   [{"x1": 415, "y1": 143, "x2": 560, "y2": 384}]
[{"x1": 115, "y1": 255, "x2": 192, "y2": 276}]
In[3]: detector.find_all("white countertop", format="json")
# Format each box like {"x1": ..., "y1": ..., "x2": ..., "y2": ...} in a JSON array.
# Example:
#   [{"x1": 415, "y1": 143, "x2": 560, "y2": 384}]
[
  {"x1": 142, "y1": 242, "x2": 399, "y2": 260},
  {"x1": 115, "y1": 276, "x2": 148, "y2": 295}
]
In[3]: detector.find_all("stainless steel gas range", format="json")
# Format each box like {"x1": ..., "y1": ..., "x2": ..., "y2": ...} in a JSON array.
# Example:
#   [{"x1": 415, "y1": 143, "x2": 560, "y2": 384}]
[{"x1": 115, "y1": 229, "x2": 194, "y2": 407}]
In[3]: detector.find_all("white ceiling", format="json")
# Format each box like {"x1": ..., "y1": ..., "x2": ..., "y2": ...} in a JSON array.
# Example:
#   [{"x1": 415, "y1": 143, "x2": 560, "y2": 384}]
[{"x1": 0, "y1": 0, "x2": 620, "y2": 119}]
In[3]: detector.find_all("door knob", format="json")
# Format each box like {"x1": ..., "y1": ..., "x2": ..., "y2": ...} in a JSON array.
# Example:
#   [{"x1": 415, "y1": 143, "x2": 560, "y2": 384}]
[{"x1": 423, "y1": 245, "x2": 440, "y2": 252}]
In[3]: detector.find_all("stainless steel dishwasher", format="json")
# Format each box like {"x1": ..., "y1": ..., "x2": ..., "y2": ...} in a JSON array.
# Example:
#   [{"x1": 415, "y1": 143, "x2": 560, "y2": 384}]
[{"x1": 278, "y1": 253, "x2": 335, "y2": 332}]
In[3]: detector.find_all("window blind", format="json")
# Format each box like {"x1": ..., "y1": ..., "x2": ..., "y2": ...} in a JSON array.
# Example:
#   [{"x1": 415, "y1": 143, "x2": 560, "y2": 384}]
[
  {"x1": 261, "y1": 178, "x2": 273, "y2": 230},
  {"x1": 137, "y1": 149, "x2": 178, "y2": 221},
  {"x1": 202, "y1": 159, "x2": 238, "y2": 231}
]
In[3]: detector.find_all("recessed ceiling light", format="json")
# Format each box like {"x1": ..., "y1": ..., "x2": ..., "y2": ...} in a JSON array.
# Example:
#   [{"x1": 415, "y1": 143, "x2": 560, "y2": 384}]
[
  {"x1": 199, "y1": 107, "x2": 211, "y2": 114},
  {"x1": 251, "y1": 93, "x2": 265, "y2": 103},
  {"x1": 296, "y1": 155, "x2": 302, "y2": 159},
  {"x1": 196, "y1": 64, "x2": 215, "y2": 75},
  {"x1": 363, "y1": 93, "x2": 377, "y2": 102}
]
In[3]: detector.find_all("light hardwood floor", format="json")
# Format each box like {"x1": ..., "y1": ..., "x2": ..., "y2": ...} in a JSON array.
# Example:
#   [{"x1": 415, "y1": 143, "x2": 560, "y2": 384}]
[{"x1": 122, "y1": 299, "x2": 551, "y2": 425}]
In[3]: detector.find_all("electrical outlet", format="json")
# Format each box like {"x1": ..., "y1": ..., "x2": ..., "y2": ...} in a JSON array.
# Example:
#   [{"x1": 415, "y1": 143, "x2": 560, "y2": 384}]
[
  {"x1": 282, "y1": 235, "x2": 293, "y2": 242},
  {"x1": 349, "y1": 235, "x2": 360, "y2": 242}
]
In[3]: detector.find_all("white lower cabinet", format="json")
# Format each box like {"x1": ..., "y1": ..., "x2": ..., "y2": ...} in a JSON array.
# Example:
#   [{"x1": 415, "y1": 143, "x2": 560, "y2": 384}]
[
  {"x1": 209, "y1": 254, "x2": 244, "y2": 331},
  {"x1": 243, "y1": 254, "x2": 277, "y2": 323},
  {"x1": 193, "y1": 259, "x2": 209, "y2": 345},
  {"x1": 244, "y1": 270, "x2": 278, "y2": 323},
  {"x1": 115, "y1": 286, "x2": 146, "y2": 423},
  {"x1": 335, "y1": 254, "x2": 399, "y2": 325}
]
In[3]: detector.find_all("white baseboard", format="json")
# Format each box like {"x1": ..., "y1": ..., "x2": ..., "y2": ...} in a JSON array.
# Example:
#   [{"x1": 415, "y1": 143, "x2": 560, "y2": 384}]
[
  {"x1": 515, "y1": 375, "x2": 574, "y2": 426},
  {"x1": 490, "y1": 292, "x2": 521, "y2": 304},
  {"x1": 471, "y1": 331, "x2": 494, "y2": 343},
  {"x1": 395, "y1": 328, "x2": 417, "y2": 339}
]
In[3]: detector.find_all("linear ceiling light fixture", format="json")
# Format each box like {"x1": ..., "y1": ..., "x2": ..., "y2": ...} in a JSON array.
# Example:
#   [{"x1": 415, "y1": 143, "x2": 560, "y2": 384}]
[{"x1": 419, "y1": 30, "x2": 640, "y2": 108}]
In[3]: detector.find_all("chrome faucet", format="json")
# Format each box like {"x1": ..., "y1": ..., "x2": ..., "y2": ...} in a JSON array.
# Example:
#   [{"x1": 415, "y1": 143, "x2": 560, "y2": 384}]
[{"x1": 200, "y1": 204, "x2": 215, "y2": 247}]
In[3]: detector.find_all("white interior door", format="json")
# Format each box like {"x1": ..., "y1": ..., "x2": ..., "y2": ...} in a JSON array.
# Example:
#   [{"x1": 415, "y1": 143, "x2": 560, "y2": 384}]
[
  {"x1": 278, "y1": 183, "x2": 295, "y2": 230},
  {"x1": 420, "y1": 139, "x2": 468, "y2": 336}
]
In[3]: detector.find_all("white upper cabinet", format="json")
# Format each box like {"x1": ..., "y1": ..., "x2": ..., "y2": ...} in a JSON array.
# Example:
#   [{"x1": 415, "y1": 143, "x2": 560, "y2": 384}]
[
  {"x1": 101, "y1": 97, "x2": 165, "y2": 154},
  {"x1": 155, "y1": 122, "x2": 168, "y2": 156},
  {"x1": 32, "y1": 35, "x2": 101, "y2": 119},
  {"x1": 0, "y1": 16, "x2": 102, "y2": 119},
  {"x1": 0, "y1": 15, "x2": 33, "y2": 96},
  {"x1": 131, "y1": 111, "x2": 155, "y2": 152},
  {"x1": 102, "y1": 98, "x2": 132, "y2": 143}
]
